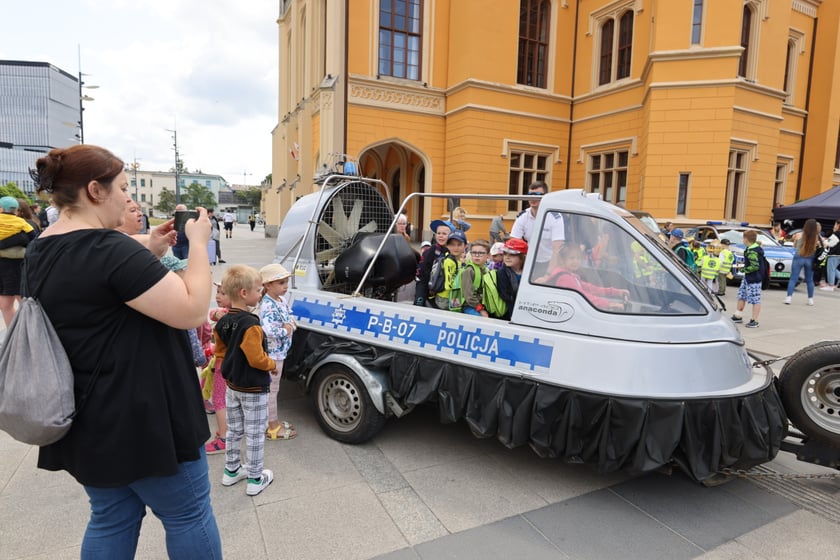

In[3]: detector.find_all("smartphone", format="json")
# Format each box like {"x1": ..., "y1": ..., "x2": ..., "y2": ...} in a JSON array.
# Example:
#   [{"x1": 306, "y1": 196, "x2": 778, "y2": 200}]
[{"x1": 173, "y1": 210, "x2": 199, "y2": 232}]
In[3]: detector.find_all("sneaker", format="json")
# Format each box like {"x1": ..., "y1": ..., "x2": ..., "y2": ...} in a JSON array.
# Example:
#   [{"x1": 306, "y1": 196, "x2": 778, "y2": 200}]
[
  {"x1": 222, "y1": 465, "x2": 248, "y2": 486},
  {"x1": 745, "y1": 319, "x2": 759, "y2": 328},
  {"x1": 819, "y1": 285, "x2": 834, "y2": 291},
  {"x1": 730, "y1": 315, "x2": 743, "y2": 323},
  {"x1": 783, "y1": 296, "x2": 791, "y2": 304},
  {"x1": 218, "y1": 259, "x2": 227, "y2": 263},
  {"x1": 246, "y1": 469, "x2": 274, "y2": 496},
  {"x1": 808, "y1": 298, "x2": 814, "y2": 306},
  {"x1": 205, "y1": 437, "x2": 226, "y2": 455}
]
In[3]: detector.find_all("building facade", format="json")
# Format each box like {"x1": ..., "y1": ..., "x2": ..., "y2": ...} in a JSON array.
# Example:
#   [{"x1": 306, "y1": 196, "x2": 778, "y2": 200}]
[
  {"x1": 0, "y1": 60, "x2": 80, "y2": 193},
  {"x1": 270, "y1": 0, "x2": 840, "y2": 238},
  {"x1": 125, "y1": 168, "x2": 231, "y2": 216}
]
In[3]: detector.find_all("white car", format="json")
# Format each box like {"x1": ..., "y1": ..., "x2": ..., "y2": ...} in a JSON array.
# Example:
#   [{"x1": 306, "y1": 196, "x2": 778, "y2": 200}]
[{"x1": 274, "y1": 172, "x2": 839, "y2": 483}]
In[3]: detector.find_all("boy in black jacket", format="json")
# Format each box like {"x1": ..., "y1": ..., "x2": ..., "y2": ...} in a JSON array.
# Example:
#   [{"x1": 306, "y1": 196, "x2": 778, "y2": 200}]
[
  {"x1": 214, "y1": 265, "x2": 278, "y2": 496},
  {"x1": 731, "y1": 230, "x2": 764, "y2": 328}
]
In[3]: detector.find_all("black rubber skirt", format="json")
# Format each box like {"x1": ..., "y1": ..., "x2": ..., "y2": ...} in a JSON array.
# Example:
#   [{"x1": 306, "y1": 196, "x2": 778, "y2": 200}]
[{"x1": 286, "y1": 330, "x2": 788, "y2": 482}]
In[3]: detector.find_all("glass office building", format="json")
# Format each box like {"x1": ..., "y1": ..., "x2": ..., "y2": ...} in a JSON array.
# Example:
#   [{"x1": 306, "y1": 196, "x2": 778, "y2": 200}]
[{"x1": 0, "y1": 60, "x2": 79, "y2": 193}]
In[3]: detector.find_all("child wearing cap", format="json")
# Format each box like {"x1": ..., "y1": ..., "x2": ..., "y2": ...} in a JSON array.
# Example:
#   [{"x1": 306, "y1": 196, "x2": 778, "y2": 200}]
[
  {"x1": 415, "y1": 219, "x2": 453, "y2": 307},
  {"x1": 214, "y1": 264, "x2": 277, "y2": 496},
  {"x1": 483, "y1": 238, "x2": 528, "y2": 320},
  {"x1": 717, "y1": 239, "x2": 735, "y2": 296},
  {"x1": 435, "y1": 230, "x2": 467, "y2": 310},
  {"x1": 258, "y1": 263, "x2": 298, "y2": 440},
  {"x1": 488, "y1": 242, "x2": 505, "y2": 271}
]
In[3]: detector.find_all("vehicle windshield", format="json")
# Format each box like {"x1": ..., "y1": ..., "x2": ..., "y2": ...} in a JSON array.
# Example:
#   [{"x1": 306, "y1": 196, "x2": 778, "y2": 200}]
[
  {"x1": 530, "y1": 211, "x2": 712, "y2": 315},
  {"x1": 719, "y1": 229, "x2": 778, "y2": 247}
]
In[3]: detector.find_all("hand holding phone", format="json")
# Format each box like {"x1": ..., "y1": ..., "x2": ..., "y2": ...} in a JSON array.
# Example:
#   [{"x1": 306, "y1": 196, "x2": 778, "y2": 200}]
[{"x1": 173, "y1": 210, "x2": 199, "y2": 232}]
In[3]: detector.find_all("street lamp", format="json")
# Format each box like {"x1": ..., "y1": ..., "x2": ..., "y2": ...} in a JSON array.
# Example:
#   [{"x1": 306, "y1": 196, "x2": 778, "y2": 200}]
[
  {"x1": 78, "y1": 72, "x2": 98, "y2": 144},
  {"x1": 129, "y1": 159, "x2": 141, "y2": 201}
]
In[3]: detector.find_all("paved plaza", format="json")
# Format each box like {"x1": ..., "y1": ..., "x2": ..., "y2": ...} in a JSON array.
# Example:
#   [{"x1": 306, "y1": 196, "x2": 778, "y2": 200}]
[{"x1": 1, "y1": 224, "x2": 839, "y2": 559}]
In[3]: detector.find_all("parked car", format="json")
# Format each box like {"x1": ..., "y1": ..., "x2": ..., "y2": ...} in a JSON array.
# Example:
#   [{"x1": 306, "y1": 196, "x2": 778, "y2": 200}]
[
  {"x1": 686, "y1": 222, "x2": 796, "y2": 286},
  {"x1": 273, "y1": 171, "x2": 838, "y2": 484},
  {"x1": 629, "y1": 210, "x2": 661, "y2": 235}
]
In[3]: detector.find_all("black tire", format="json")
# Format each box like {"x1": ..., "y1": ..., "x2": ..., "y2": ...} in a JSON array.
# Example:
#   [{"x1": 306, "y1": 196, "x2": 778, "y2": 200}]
[
  {"x1": 778, "y1": 341, "x2": 840, "y2": 447},
  {"x1": 311, "y1": 364, "x2": 386, "y2": 444}
]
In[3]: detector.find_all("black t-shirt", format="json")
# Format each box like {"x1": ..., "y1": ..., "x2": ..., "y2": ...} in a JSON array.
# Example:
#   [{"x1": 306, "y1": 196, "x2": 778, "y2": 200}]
[{"x1": 25, "y1": 230, "x2": 209, "y2": 487}]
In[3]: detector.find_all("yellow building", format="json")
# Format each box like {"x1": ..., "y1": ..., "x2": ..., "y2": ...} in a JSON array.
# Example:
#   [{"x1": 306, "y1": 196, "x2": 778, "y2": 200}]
[{"x1": 269, "y1": 0, "x2": 840, "y2": 239}]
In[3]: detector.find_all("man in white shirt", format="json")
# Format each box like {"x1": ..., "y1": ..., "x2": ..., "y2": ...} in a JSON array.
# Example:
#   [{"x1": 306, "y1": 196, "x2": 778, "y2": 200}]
[
  {"x1": 223, "y1": 210, "x2": 236, "y2": 238},
  {"x1": 510, "y1": 181, "x2": 564, "y2": 277}
]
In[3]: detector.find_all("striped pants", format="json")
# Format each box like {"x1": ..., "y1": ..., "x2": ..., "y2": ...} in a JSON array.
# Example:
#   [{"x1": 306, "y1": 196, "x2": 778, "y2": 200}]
[{"x1": 225, "y1": 388, "x2": 269, "y2": 480}]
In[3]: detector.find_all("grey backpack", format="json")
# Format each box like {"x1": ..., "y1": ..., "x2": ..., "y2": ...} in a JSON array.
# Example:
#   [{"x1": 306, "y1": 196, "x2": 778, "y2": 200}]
[{"x1": 0, "y1": 295, "x2": 75, "y2": 446}]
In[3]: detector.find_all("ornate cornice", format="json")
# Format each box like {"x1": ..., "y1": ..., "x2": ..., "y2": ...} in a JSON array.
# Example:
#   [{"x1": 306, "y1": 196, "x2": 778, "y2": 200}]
[
  {"x1": 793, "y1": 0, "x2": 821, "y2": 17},
  {"x1": 349, "y1": 76, "x2": 444, "y2": 116}
]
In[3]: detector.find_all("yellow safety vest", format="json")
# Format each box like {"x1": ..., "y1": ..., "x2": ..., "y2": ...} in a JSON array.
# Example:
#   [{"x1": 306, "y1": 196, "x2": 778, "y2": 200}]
[
  {"x1": 700, "y1": 255, "x2": 721, "y2": 280},
  {"x1": 719, "y1": 249, "x2": 735, "y2": 274}
]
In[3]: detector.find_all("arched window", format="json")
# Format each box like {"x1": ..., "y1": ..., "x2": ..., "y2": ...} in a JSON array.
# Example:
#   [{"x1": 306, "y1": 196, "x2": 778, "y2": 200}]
[
  {"x1": 617, "y1": 11, "x2": 633, "y2": 80},
  {"x1": 597, "y1": 10, "x2": 633, "y2": 86},
  {"x1": 517, "y1": 0, "x2": 551, "y2": 88},
  {"x1": 738, "y1": 5, "x2": 752, "y2": 78},
  {"x1": 599, "y1": 19, "x2": 614, "y2": 86}
]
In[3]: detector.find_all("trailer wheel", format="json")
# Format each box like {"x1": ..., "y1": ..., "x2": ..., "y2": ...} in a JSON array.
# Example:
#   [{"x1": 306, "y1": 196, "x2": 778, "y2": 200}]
[
  {"x1": 778, "y1": 342, "x2": 840, "y2": 447},
  {"x1": 312, "y1": 364, "x2": 386, "y2": 444}
]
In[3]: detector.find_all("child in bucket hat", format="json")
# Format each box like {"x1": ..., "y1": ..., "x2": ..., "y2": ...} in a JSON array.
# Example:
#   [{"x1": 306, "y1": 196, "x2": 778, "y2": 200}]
[{"x1": 257, "y1": 263, "x2": 297, "y2": 441}]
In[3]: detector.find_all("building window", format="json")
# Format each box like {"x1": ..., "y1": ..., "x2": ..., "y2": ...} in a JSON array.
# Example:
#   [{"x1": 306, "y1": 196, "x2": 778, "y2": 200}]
[
  {"x1": 140, "y1": 178, "x2": 146, "y2": 187},
  {"x1": 517, "y1": 0, "x2": 551, "y2": 88},
  {"x1": 141, "y1": 194, "x2": 146, "y2": 203},
  {"x1": 131, "y1": 179, "x2": 136, "y2": 187},
  {"x1": 677, "y1": 173, "x2": 690, "y2": 215},
  {"x1": 725, "y1": 150, "x2": 748, "y2": 220},
  {"x1": 691, "y1": 0, "x2": 703, "y2": 45},
  {"x1": 588, "y1": 151, "x2": 628, "y2": 205},
  {"x1": 836, "y1": 125, "x2": 840, "y2": 170},
  {"x1": 379, "y1": 0, "x2": 422, "y2": 80},
  {"x1": 598, "y1": 10, "x2": 633, "y2": 86},
  {"x1": 738, "y1": 1, "x2": 766, "y2": 81},
  {"x1": 206, "y1": 180, "x2": 211, "y2": 188},
  {"x1": 773, "y1": 163, "x2": 787, "y2": 209},
  {"x1": 508, "y1": 151, "x2": 549, "y2": 213}
]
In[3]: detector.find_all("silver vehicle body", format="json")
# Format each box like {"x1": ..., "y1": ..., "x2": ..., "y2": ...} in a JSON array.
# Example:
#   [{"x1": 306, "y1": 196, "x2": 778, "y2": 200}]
[{"x1": 274, "y1": 175, "x2": 786, "y2": 481}]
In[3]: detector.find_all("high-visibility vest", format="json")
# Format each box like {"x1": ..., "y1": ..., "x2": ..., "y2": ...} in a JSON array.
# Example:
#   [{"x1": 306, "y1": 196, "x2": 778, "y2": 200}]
[
  {"x1": 700, "y1": 255, "x2": 721, "y2": 280},
  {"x1": 719, "y1": 249, "x2": 735, "y2": 274}
]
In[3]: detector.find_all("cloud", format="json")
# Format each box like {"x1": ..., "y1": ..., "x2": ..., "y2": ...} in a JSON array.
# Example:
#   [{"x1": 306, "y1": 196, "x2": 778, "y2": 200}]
[{"x1": 1, "y1": 0, "x2": 279, "y2": 183}]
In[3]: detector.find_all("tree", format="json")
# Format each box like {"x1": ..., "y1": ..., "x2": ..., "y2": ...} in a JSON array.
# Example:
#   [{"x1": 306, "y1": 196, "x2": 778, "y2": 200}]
[
  {"x1": 263, "y1": 173, "x2": 272, "y2": 185},
  {"x1": 181, "y1": 182, "x2": 217, "y2": 210},
  {"x1": 0, "y1": 182, "x2": 30, "y2": 202},
  {"x1": 156, "y1": 188, "x2": 177, "y2": 216},
  {"x1": 235, "y1": 187, "x2": 262, "y2": 209}
]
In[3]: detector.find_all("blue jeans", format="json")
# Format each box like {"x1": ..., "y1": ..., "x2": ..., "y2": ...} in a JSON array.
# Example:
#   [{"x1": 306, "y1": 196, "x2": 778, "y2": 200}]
[
  {"x1": 827, "y1": 255, "x2": 840, "y2": 286},
  {"x1": 82, "y1": 447, "x2": 221, "y2": 560},
  {"x1": 787, "y1": 253, "x2": 814, "y2": 297}
]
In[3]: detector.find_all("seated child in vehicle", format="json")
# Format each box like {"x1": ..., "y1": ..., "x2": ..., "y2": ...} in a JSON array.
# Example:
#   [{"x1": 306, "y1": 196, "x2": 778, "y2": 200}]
[{"x1": 545, "y1": 245, "x2": 629, "y2": 311}]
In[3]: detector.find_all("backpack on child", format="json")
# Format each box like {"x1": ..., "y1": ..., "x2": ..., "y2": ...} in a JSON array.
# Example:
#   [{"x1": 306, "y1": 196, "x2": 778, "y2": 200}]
[
  {"x1": 428, "y1": 251, "x2": 453, "y2": 297},
  {"x1": 674, "y1": 243, "x2": 697, "y2": 272}
]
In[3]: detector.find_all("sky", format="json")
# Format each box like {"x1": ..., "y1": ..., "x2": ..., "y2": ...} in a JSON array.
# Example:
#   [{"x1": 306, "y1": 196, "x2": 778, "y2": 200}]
[{"x1": 1, "y1": 0, "x2": 279, "y2": 186}]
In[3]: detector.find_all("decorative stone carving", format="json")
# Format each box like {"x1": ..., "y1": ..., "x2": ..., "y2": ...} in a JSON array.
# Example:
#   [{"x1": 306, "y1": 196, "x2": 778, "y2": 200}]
[{"x1": 349, "y1": 83, "x2": 444, "y2": 115}]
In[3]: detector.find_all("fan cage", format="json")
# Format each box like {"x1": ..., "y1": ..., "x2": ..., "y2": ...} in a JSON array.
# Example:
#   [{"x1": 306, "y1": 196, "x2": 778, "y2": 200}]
[{"x1": 314, "y1": 180, "x2": 394, "y2": 293}]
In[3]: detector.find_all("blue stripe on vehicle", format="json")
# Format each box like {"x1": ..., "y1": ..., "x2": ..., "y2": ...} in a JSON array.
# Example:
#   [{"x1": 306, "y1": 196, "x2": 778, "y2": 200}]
[{"x1": 292, "y1": 297, "x2": 553, "y2": 371}]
